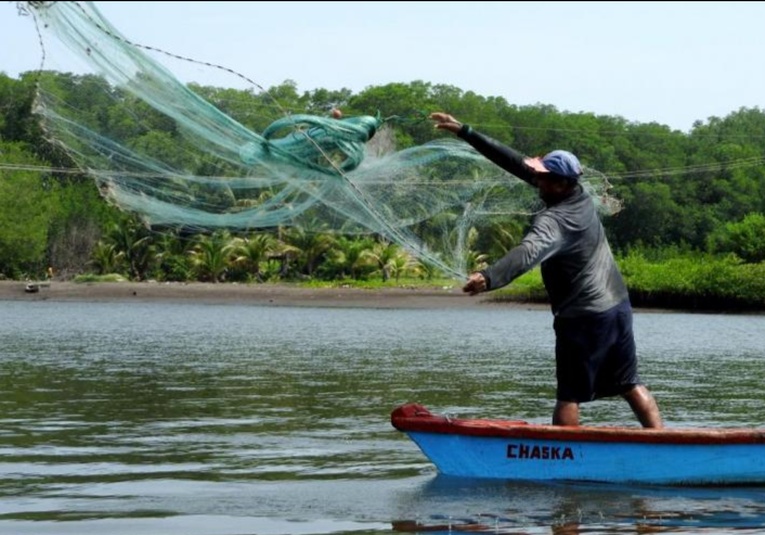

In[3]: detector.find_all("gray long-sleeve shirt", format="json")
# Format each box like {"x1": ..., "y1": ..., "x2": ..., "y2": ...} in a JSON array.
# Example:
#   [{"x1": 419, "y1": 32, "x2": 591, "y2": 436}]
[{"x1": 457, "y1": 126, "x2": 629, "y2": 318}]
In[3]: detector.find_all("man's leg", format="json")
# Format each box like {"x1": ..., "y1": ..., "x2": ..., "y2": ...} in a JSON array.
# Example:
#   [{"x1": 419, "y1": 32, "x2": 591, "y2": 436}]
[
  {"x1": 553, "y1": 400, "x2": 580, "y2": 426},
  {"x1": 623, "y1": 385, "x2": 663, "y2": 428}
]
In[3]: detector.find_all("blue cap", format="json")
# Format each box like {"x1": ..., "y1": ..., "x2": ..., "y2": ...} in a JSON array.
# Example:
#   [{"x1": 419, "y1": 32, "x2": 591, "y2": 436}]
[{"x1": 541, "y1": 150, "x2": 582, "y2": 180}]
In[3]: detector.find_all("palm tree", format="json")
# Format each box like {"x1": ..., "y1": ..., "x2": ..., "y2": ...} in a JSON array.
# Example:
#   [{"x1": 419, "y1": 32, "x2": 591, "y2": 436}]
[
  {"x1": 153, "y1": 231, "x2": 193, "y2": 281},
  {"x1": 388, "y1": 250, "x2": 417, "y2": 282},
  {"x1": 230, "y1": 233, "x2": 277, "y2": 282},
  {"x1": 482, "y1": 219, "x2": 524, "y2": 263},
  {"x1": 363, "y1": 239, "x2": 400, "y2": 282},
  {"x1": 413, "y1": 258, "x2": 443, "y2": 281},
  {"x1": 189, "y1": 230, "x2": 236, "y2": 282},
  {"x1": 104, "y1": 217, "x2": 154, "y2": 281},
  {"x1": 463, "y1": 226, "x2": 489, "y2": 273},
  {"x1": 89, "y1": 241, "x2": 124, "y2": 275},
  {"x1": 281, "y1": 226, "x2": 336, "y2": 278},
  {"x1": 330, "y1": 236, "x2": 375, "y2": 280}
]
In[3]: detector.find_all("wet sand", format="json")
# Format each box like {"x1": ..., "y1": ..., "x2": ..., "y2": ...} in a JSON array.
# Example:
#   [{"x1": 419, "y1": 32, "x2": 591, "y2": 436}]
[{"x1": 0, "y1": 280, "x2": 544, "y2": 310}]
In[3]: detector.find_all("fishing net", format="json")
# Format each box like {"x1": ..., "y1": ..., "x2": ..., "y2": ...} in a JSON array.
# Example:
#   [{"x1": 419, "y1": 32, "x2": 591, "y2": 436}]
[{"x1": 19, "y1": 1, "x2": 620, "y2": 279}]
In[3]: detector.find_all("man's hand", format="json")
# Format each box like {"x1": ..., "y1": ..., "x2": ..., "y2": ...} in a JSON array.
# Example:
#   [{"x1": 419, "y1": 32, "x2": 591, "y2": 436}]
[
  {"x1": 462, "y1": 272, "x2": 487, "y2": 295},
  {"x1": 430, "y1": 112, "x2": 462, "y2": 134}
]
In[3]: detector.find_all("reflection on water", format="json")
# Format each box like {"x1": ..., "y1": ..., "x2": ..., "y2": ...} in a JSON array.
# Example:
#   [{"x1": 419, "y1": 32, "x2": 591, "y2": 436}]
[
  {"x1": 393, "y1": 476, "x2": 765, "y2": 533},
  {"x1": 1, "y1": 300, "x2": 764, "y2": 534}
]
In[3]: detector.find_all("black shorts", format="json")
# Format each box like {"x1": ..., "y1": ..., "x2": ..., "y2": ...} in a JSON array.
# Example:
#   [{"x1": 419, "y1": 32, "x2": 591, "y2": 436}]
[{"x1": 554, "y1": 300, "x2": 641, "y2": 403}]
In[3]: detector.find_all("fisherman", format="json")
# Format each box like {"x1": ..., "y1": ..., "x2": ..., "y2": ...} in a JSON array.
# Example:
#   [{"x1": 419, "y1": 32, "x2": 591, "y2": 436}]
[{"x1": 431, "y1": 112, "x2": 663, "y2": 428}]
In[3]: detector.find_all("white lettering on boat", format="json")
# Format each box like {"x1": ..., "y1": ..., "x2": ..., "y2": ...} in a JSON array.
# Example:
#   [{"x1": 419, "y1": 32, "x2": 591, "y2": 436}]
[{"x1": 506, "y1": 443, "x2": 575, "y2": 460}]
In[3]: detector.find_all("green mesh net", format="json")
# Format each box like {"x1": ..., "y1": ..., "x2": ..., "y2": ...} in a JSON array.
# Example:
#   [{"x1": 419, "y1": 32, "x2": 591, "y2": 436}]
[{"x1": 21, "y1": 1, "x2": 619, "y2": 279}]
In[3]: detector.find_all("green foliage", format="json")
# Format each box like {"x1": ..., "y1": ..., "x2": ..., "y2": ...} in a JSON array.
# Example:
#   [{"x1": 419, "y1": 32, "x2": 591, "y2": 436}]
[
  {"x1": 488, "y1": 269, "x2": 547, "y2": 303},
  {"x1": 607, "y1": 182, "x2": 683, "y2": 249},
  {"x1": 294, "y1": 276, "x2": 457, "y2": 291},
  {"x1": 707, "y1": 212, "x2": 765, "y2": 263},
  {"x1": 3, "y1": 70, "x2": 765, "y2": 312},
  {"x1": 228, "y1": 233, "x2": 278, "y2": 282},
  {"x1": 73, "y1": 273, "x2": 128, "y2": 283},
  {"x1": 88, "y1": 241, "x2": 124, "y2": 277},
  {"x1": 281, "y1": 225, "x2": 337, "y2": 278},
  {"x1": 619, "y1": 250, "x2": 765, "y2": 310},
  {"x1": 0, "y1": 142, "x2": 56, "y2": 278},
  {"x1": 0, "y1": 73, "x2": 39, "y2": 144},
  {"x1": 147, "y1": 231, "x2": 194, "y2": 282},
  {"x1": 321, "y1": 235, "x2": 377, "y2": 280},
  {"x1": 128, "y1": 130, "x2": 188, "y2": 170},
  {"x1": 188, "y1": 229, "x2": 236, "y2": 283},
  {"x1": 48, "y1": 180, "x2": 121, "y2": 278},
  {"x1": 100, "y1": 216, "x2": 155, "y2": 281}
]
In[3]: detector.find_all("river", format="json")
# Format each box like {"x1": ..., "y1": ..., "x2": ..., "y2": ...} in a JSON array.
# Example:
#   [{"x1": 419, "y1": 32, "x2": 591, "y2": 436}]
[{"x1": 1, "y1": 300, "x2": 764, "y2": 534}]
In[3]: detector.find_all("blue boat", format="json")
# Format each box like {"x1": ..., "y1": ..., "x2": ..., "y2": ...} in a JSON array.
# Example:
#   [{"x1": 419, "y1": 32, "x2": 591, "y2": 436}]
[{"x1": 391, "y1": 403, "x2": 765, "y2": 486}]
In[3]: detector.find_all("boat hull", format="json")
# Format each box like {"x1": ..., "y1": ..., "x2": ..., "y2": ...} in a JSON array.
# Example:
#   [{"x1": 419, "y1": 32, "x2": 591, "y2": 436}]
[{"x1": 392, "y1": 403, "x2": 765, "y2": 485}]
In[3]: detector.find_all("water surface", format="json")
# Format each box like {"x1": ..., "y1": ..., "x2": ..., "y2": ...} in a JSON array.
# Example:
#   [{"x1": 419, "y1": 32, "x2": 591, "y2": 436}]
[{"x1": 1, "y1": 300, "x2": 765, "y2": 534}]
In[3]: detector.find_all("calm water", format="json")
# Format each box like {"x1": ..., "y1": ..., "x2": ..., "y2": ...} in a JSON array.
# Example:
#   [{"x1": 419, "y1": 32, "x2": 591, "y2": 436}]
[{"x1": 2, "y1": 299, "x2": 765, "y2": 534}]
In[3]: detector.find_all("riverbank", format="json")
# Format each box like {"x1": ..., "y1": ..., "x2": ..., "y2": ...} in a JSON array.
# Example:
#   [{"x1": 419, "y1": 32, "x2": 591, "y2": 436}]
[{"x1": 0, "y1": 280, "x2": 544, "y2": 310}]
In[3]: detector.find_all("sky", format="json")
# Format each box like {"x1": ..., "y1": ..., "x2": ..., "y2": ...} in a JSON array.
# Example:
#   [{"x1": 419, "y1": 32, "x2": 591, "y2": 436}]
[{"x1": 2, "y1": 1, "x2": 764, "y2": 133}]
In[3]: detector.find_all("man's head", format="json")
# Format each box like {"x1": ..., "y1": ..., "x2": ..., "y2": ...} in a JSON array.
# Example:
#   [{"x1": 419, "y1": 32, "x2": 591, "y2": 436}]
[
  {"x1": 525, "y1": 150, "x2": 583, "y2": 182},
  {"x1": 540, "y1": 150, "x2": 582, "y2": 182},
  {"x1": 525, "y1": 150, "x2": 583, "y2": 204}
]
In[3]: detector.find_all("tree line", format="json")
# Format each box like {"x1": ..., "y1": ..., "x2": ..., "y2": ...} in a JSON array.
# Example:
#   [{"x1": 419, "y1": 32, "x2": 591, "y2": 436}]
[{"x1": 1, "y1": 71, "x2": 765, "y2": 309}]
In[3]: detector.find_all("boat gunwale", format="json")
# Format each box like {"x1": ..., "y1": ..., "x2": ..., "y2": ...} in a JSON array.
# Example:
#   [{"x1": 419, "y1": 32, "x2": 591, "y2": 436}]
[{"x1": 391, "y1": 403, "x2": 765, "y2": 445}]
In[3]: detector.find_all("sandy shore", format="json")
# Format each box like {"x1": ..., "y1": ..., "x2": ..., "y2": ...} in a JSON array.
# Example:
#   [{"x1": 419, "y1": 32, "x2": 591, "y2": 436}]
[{"x1": 0, "y1": 280, "x2": 544, "y2": 310}]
